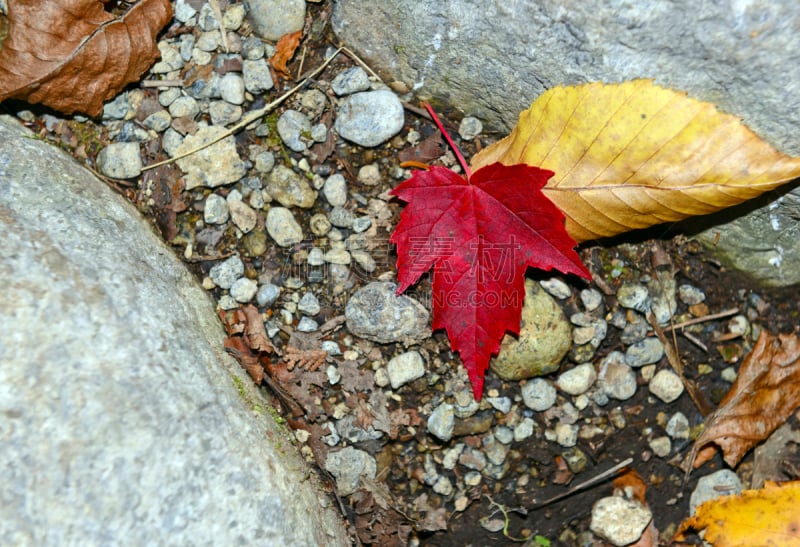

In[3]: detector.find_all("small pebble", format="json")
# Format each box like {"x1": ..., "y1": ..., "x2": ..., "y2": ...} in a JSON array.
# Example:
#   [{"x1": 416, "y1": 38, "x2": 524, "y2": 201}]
[
  {"x1": 666, "y1": 412, "x2": 690, "y2": 440},
  {"x1": 357, "y1": 163, "x2": 381, "y2": 185},
  {"x1": 277, "y1": 109, "x2": 312, "y2": 152},
  {"x1": 230, "y1": 277, "x2": 257, "y2": 302},
  {"x1": 296, "y1": 317, "x2": 319, "y2": 332},
  {"x1": 617, "y1": 283, "x2": 650, "y2": 313},
  {"x1": 246, "y1": 0, "x2": 305, "y2": 42},
  {"x1": 204, "y1": 193, "x2": 230, "y2": 224},
  {"x1": 486, "y1": 396, "x2": 512, "y2": 414},
  {"x1": 266, "y1": 207, "x2": 304, "y2": 247},
  {"x1": 143, "y1": 110, "x2": 172, "y2": 132},
  {"x1": 324, "y1": 248, "x2": 351, "y2": 265},
  {"x1": 458, "y1": 116, "x2": 483, "y2": 140},
  {"x1": 580, "y1": 288, "x2": 603, "y2": 311},
  {"x1": 620, "y1": 313, "x2": 649, "y2": 344},
  {"x1": 590, "y1": 496, "x2": 653, "y2": 547},
  {"x1": 324, "y1": 446, "x2": 377, "y2": 497},
  {"x1": 168, "y1": 96, "x2": 200, "y2": 118},
  {"x1": 625, "y1": 337, "x2": 664, "y2": 368},
  {"x1": 539, "y1": 277, "x2": 572, "y2": 299},
  {"x1": 427, "y1": 403, "x2": 455, "y2": 442},
  {"x1": 228, "y1": 199, "x2": 257, "y2": 233},
  {"x1": 96, "y1": 142, "x2": 142, "y2": 179},
  {"x1": 309, "y1": 213, "x2": 332, "y2": 236},
  {"x1": 557, "y1": 363, "x2": 597, "y2": 395},
  {"x1": 598, "y1": 354, "x2": 637, "y2": 401},
  {"x1": 386, "y1": 351, "x2": 425, "y2": 389},
  {"x1": 521, "y1": 378, "x2": 557, "y2": 411},
  {"x1": 331, "y1": 66, "x2": 371, "y2": 96},
  {"x1": 649, "y1": 369, "x2": 684, "y2": 403},
  {"x1": 494, "y1": 426, "x2": 514, "y2": 444},
  {"x1": 555, "y1": 423, "x2": 579, "y2": 447},
  {"x1": 256, "y1": 283, "x2": 280, "y2": 307},
  {"x1": 649, "y1": 436, "x2": 672, "y2": 457},
  {"x1": 209, "y1": 255, "x2": 244, "y2": 289},
  {"x1": 297, "y1": 292, "x2": 321, "y2": 315},
  {"x1": 329, "y1": 206, "x2": 356, "y2": 228},
  {"x1": 678, "y1": 284, "x2": 706, "y2": 305},
  {"x1": 334, "y1": 90, "x2": 405, "y2": 147},
  {"x1": 513, "y1": 418, "x2": 536, "y2": 442},
  {"x1": 322, "y1": 173, "x2": 348, "y2": 206},
  {"x1": 721, "y1": 366, "x2": 738, "y2": 382},
  {"x1": 352, "y1": 217, "x2": 372, "y2": 233},
  {"x1": 219, "y1": 73, "x2": 245, "y2": 105},
  {"x1": 253, "y1": 150, "x2": 275, "y2": 173},
  {"x1": 209, "y1": 101, "x2": 243, "y2": 125}
]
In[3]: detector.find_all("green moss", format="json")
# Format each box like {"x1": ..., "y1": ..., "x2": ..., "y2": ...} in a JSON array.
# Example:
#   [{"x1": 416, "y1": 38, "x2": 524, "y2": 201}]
[{"x1": 231, "y1": 375, "x2": 265, "y2": 416}]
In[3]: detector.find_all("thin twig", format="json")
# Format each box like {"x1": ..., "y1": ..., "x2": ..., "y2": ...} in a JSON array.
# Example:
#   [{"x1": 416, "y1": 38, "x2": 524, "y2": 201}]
[
  {"x1": 142, "y1": 47, "x2": 343, "y2": 171},
  {"x1": 529, "y1": 457, "x2": 634, "y2": 509},
  {"x1": 682, "y1": 330, "x2": 708, "y2": 352},
  {"x1": 141, "y1": 79, "x2": 185, "y2": 88},
  {"x1": 648, "y1": 311, "x2": 714, "y2": 416},
  {"x1": 663, "y1": 308, "x2": 740, "y2": 332},
  {"x1": 208, "y1": 0, "x2": 229, "y2": 53}
]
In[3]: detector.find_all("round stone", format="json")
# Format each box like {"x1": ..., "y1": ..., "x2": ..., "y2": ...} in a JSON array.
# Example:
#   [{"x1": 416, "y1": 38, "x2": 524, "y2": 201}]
[
  {"x1": 427, "y1": 403, "x2": 455, "y2": 442},
  {"x1": 204, "y1": 193, "x2": 229, "y2": 224},
  {"x1": 557, "y1": 363, "x2": 597, "y2": 395},
  {"x1": 323, "y1": 173, "x2": 347, "y2": 206},
  {"x1": 521, "y1": 378, "x2": 557, "y2": 411},
  {"x1": 334, "y1": 90, "x2": 405, "y2": 147},
  {"x1": 246, "y1": 0, "x2": 306, "y2": 41},
  {"x1": 539, "y1": 277, "x2": 572, "y2": 299},
  {"x1": 386, "y1": 351, "x2": 426, "y2": 389},
  {"x1": 96, "y1": 142, "x2": 142, "y2": 179},
  {"x1": 345, "y1": 282, "x2": 429, "y2": 345},
  {"x1": 458, "y1": 116, "x2": 483, "y2": 140},
  {"x1": 617, "y1": 283, "x2": 651, "y2": 313},
  {"x1": 243, "y1": 58, "x2": 274, "y2": 93},
  {"x1": 230, "y1": 277, "x2": 258, "y2": 303},
  {"x1": 209, "y1": 256, "x2": 245, "y2": 289},
  {"x1": 331, "y1": 66, "x2": 371, "y2": 96},
  {"x1": 265, "y1": 165, "x2": 317, "y2": 208},
  {"x1": 297, "y1": 292, "x2": 320, "y2": 316},
  {"x1": 590, "y1": 496, "x2": 652, "y2": 546},
  {"x1": 625, "y1": 337, "x2": 664, "y2": 368},
  {"x1": 649, "y1": 369, "x2": 684, "y2": 403},
  {"x1": 678, "y1": 284, "x2": 706, "y2": 305},
  {"x1": 277, "y1": 109, "x2": 312, "y2": 152},
  {"x1": 266, "y1": 207, "x2": 303, "y2": 247},
  {"x1": 598, "y1": 353, "x2": 637, "y2": 401},
  {"x1": 256, "y1": 283, "x2": 281, "y2": 307},
  {"x1": 490, "y1": 279, "x2": 572, "y2": 380}
]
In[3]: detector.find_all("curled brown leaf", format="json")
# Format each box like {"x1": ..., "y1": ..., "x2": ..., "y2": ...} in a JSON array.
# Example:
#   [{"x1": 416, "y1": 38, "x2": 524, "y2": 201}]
[{"x1": 0, "y1": 0, "x2": 173, "y2": 116}]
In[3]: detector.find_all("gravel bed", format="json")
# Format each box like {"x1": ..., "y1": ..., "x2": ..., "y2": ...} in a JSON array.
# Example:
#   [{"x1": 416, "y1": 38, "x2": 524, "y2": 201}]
[{"x1": 7, "y1": 2, "x2": 793, "y2": 545}]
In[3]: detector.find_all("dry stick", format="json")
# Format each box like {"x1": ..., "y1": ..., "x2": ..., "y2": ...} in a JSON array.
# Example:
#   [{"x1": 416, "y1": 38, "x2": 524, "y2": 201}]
[
  {"x1": 141, "y1": 79, "x2": 185, "y2": 87},
  {"x1": 208, "y1": 0, "x2": 229, "y2": 53},
  {"x1": 529, "y1": 457, "x2": 634, "y2": 509},
  {"x1": 142, "y1": 47, "x2": 344, "y2": 172},
  {"x1": 663, "y1": 307, "x2": 740, "y2": 332},
  {"x1": 648, "y1": 311, "x2": 714, "y2": 417}
]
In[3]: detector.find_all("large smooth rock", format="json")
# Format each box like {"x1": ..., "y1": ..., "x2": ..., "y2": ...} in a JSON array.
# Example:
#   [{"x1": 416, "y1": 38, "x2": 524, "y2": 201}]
[
  {"x1": 0, "y1": 116, "x2": 349, "y2": 546},
  {"x1": 333, "y1": 0, "x2": 800, "y2": 286}
]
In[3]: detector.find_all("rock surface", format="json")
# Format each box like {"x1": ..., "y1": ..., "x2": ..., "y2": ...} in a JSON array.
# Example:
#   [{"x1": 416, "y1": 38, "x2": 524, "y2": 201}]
[
  {"x1": 0, "y1": 116, "x2": 349, "y2": 546},
  {"x1": 332, "y1": 0, "x2": 800, "y2": 286}
]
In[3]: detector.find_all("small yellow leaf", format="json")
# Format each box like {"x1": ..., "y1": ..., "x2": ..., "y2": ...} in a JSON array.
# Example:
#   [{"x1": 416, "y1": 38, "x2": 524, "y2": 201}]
[
  {"x1": 471, "y1": 80, "x2": 800, "y2": 243},
  {"x1": 674, "y1": 480, "x2": 800, "y2": 546}
]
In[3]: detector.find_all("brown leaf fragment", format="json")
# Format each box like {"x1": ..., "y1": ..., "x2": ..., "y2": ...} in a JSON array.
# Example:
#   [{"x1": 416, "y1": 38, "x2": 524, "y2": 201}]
[
  {"x1": 398, "y1": 131, "x2": 444, "y2": 164},
  {"x1": 268, "y1": 30, "x2": 302, "y2": 79},
  {"x1": 223, "y1": 335, "x2": 264, "y2": 384},
  {"x1": 242, "y1": 304, "x2": 274, "y2": 353},
  {"x1": 0, "y1": 0, "x2": 173, "y2": 117},
  {"x1": 690, "y1": 330, "x2": 800, "y2": 469},
  {"x1": 284, "y1": 346, "x2": 326, "y2": 371}
]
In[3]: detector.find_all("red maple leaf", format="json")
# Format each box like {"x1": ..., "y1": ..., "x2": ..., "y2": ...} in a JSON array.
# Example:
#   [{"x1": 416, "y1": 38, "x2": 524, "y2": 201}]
[{"x1": 390, "y1": 105, "x2": 590, "y2": 400}]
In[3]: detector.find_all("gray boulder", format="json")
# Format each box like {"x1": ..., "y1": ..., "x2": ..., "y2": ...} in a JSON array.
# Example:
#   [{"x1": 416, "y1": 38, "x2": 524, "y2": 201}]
[
  {"x1": 0, "y1": 115, "x2": 349, "y2": 546},
  {"x1": 333, "y1": 0, "x2": 800, "y2": 286}
]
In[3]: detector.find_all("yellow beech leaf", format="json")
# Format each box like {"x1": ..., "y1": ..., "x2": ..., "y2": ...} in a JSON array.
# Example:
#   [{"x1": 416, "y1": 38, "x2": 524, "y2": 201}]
[
  {"x1": 470, "y1": 80, "x2": 800, "y2": 243},
  {"x1": 674, "y1": 480, "x2": 800, "y2": 546}
]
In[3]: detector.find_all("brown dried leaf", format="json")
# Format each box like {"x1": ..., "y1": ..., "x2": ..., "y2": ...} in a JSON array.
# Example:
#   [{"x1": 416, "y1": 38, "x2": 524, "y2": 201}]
[
  {"x1": 691, "y1": 330, "x2": 800, "y2": 469},
  {"x1": 0, "y1": 0, "x2": 173, "y2": 117},
  {"x1": 268, "y1": 30, "x2": 302, "y2": 79},
  {"x1": 223, "y1": 335, "x2": 264, "y2": 384},
  {"x1": 242, "y1": 304, "x2": 273, "y2": 353},
  {"x1": 284, "y1": 346, "x2": 326, "y2": 371}
]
